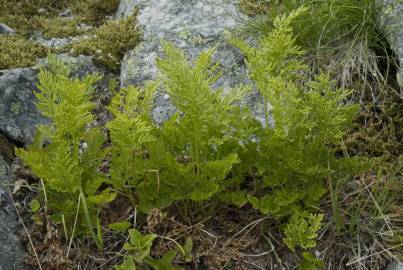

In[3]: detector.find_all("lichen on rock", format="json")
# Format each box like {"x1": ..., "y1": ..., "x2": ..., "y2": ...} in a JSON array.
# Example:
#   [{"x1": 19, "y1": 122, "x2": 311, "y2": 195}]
[
  {"x1": 118, "y1": 0, "x2": 251, "y2": 123},
  {"x1": 377, "y1": 0, "x2": 403, "y2": 89}
]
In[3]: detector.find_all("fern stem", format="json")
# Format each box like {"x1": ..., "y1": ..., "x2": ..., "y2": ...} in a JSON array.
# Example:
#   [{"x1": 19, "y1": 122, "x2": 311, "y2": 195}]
[
  {"x1": 263, "y1": 98, "x2": 270, "y2": 129},
  {"x1": 192, "y1": 118, "x2": 201, "y2": 183},
  {"x1": 328, "y1": 160, "x2": 341, "y2": 234},
  {"x1": 79, "y1": 186, "x2": 103, "y2": 250}
]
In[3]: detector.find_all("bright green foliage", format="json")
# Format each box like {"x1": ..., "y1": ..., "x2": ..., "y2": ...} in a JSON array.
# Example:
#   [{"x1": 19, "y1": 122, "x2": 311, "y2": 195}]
[
  {"x1": 115, "y1": 258, "x2": 136, "y2": 270},
  {"x1": 283, "y1": 211, "x2": 324, "y2": 251},
  {"x1": 123, "y1": 229, "x2": 157, "y2": 262},
  {"x1": 144, "y1": 251, "x2": 184, "y2": 270},
  {"x1": 115, "y1": 229, "x2": 184, "y2": 270},
  {"x1": 155, "y1": 41, "x2": 250, "y2": 202},
  {"x1": 72, "y1": 14, "x2": 140, "y2": 71},
  {"x1": 108, "y1": 220, "x2": 132, "y2": 233},
  {"x1": 299, "y1": 252, "x2": 324, "y2": 270},
  {"x1": 107, "y1": 41, "x2": 252, "y2": 212},
  {"x1": 29, "y1": 199, "x2": 41, "y2": 212},
  {"x1": 180, "y1": 237, "x2": 193, "y2": 262},
  {"x1": 0, "y1": 36, "x2": 46, "y2": 69},
  {"x1": 106, "y1": 84, "x2": 161, "y2": 212},
  {"x1": 16, "y1": 56, "x2": 113, "y2": 243},
  {"x1": 232, "y1": 7, "x2": 364, "y2": 216}
]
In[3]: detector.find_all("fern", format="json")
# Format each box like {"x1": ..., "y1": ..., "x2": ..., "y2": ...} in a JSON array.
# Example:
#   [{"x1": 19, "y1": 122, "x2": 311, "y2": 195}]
[
  {"x1": 107, "y1": 41, "x2": 252, "y2": 212},
  {"x1": 231, "y1": 7, "x2": 365, "y2": 216},
  {"x1": 283, "y1": 211, "x2": 324, "y2": 251},
  {"x1": 16, "y1": 56, "x2": 112, "y2": 248}
]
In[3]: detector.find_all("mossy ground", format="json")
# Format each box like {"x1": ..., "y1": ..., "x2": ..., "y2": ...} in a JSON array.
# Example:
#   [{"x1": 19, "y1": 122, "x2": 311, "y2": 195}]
[
  {"x1": 0, "y1": 36, "x2": 47, "y2": 69},
  {"x1": 237, "y1": 0, "x2": 270, "y2": 16},
  {"x1": 71, "y1": 13, "x2": 141, "y2": 72},
  {"x1": 0, "y1": 0, "x2": 121, "y2": 69}
]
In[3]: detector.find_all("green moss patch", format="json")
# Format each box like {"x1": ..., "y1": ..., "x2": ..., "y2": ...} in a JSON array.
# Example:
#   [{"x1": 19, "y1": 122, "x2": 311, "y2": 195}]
[
  {"x1": 71, "y1": 14, "x2": 140, "y2": 72},
  {"x1": 36, "y1": 17, "x2": 86, "y2": 38},
  {"x1": 237, "y1": 0, "x2": 270, "y2": 16},
  {"x1": 0, "y1": 0, "x2": 120, "y2": 69},
  {"x1": 0, "y1": 36, "x2": 46, "y2": 69}
]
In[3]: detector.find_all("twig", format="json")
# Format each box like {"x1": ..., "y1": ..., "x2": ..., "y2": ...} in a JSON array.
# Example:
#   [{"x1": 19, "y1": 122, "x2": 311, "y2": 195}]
[
  {"x1": 157, "y1": 234, "x2": 185, "y2": 256},
  {"x1": 360, "y1": 177, "x2": 394, "y2": 236},
  {"x1": 241, "y1": 249, "x2": 274, "y2": 257},
  {"x1": 346, "y1": 243, "x2": 403, "y2": 266},
  {"x1": 227, "y1": 216, "x2": 267, "y2": 245},
  {"x1": 198, "y1": 227, "x2": 218, "y2": 253},
  {"x1": 67, "y1": 194, "x2": 81, "y2": 258}
]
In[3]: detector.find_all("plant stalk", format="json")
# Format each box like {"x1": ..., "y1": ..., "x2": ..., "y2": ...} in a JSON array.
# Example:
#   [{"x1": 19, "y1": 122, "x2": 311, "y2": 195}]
[{"x1": 79, "y1": 186, "x2": 103, "y2": 250}]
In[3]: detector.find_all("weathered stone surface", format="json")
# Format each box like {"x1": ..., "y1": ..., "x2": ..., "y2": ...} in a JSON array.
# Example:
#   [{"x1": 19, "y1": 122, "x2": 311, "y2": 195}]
[
  {"x1": 0, "y1": 156, "x2": 31, "y2": 270},
  {"x1": 377, "y1": 0, "x2": 403, "y2": 89},
  {"x1": 386, "y1": 261, "x2": 403, "y2": 270},
  {"x1": 0, "y1": 67, "x2": 48, "y2": 144},
  {"x1": 0, "y1": 23, "x2": 16, "y2": 35},
  {"x1": 0, "y1": 54, "x2": 99, "y2": 144},
  {"x1": 118, "y1": 0, "x2": 251, "y2": 123}
]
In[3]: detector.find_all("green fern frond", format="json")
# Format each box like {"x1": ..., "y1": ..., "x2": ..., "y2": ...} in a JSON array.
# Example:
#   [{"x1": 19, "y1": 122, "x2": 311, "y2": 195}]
[{"x1": 284, "y1": 211, "x2": 324, "y2": 251}]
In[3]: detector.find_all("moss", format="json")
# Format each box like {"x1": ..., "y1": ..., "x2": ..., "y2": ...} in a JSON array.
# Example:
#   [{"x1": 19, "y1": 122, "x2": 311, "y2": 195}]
[
  {"x1": 0, "y1": 36, "x2": 47, "y2": 69},
  {"x1": 36, "y1": 16, "x2": 86, "y2": 38},
  {"x1": 237, "y1": 0, "x2": 270, "y2": 16},
  {"x1": 343, "y1": 90, "x2": 403, "y2": 168},
  {"x1": 0, "y1": 0, "x2": 120, "y2": 69},
  {"x1": 71, "y1": 13, "x2": 140, "y2": 72},
  {"x1": 69, "y1": 0, "x2": 120, "y2": 25},
  {"x1": 0, "y1": 0, "x2": 120, "y2": 37},
  {"x1": 0, "y1": 134, "x2": 15, "y2": 164}
]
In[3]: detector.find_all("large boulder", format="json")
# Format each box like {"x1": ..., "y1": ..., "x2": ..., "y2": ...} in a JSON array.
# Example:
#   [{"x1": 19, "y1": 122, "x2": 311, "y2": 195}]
[
  {"x1": 0, "y1": 156, "x2": 31, "y2": 270},
  {"x1": 377, "y1": 0, "x2": 403, "y2": 89},
  {"x1": 117, "y1": 0, "x2": 252, "y2": 124},
  {"x1": 0, "y1": 55, "x2": 100, "y2": 145}
]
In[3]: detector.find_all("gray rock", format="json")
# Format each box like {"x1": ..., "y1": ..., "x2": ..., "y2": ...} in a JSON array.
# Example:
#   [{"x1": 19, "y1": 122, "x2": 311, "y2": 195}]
[
  {"x1": 377, "y1": 0, "x2": 403, "y2": 90},
  {"x1": 115, "y1": 0, "x2": 138, "y2": 18},
  {"x1": 0, "y1": 55, "x2": 100, "y2": 145},
  {"x1": 59, "y1": 8, "x2": 73, "y2": 18},
  {"x1": 0, "y1": 68, "x2": 49, "y2": 144},
  {"x1": 386, "y1": 261, "x2": 403, "y2": 270},
  {"x1": 0, "y1": 156, "x2": 31, "y2": 270},
  {"x1": 37, "y1": 8, "x2": 47, "y2": 14},
  {"x1": 0, "y1": 23, "x2": 16, "y2": 35},
  {"x1": 30, "y1": 32, "x2": 73, "y2": 48},
  {"x1": 118, "y1": 0, "x2": 253, "y2": 123}
]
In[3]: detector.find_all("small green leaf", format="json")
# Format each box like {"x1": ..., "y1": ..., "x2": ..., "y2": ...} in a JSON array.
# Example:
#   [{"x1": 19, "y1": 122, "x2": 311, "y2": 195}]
[
  {"x1": 181, "y1": 237, "x2": 193, "y2": 262},
  {"x1": 144, "y1": 250, "x2": 184, "y2": 270},
  {"x1": 31, "y1": 213, "x2": 44, "y2": 226},
  {"x1": 115, "y1": 257, "x2": 136, "y2": 270},
  {"x1": 299, "y1": 252, "x2": 324, "y2": 270},
  {"x1": 29, "y1": 199, "x2": 41, "y2": 212},
  {"x1": 109, "y1": 220, "x2": 131, "y2": 232},
  {"x1": 124, "y1": 229, "x2": 157, "y2": 262}
]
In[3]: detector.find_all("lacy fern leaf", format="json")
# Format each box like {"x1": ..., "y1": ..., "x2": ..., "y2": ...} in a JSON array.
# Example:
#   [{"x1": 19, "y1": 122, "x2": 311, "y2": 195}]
[{"x1": 17, "y1": 56, "x2": 111, "y2": 247}]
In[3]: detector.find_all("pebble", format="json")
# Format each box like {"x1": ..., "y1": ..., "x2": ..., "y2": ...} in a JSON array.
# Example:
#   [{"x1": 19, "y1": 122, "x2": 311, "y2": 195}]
[{"x1": 0, "y1": 23, "x2": 16, "y2": 35}]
